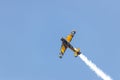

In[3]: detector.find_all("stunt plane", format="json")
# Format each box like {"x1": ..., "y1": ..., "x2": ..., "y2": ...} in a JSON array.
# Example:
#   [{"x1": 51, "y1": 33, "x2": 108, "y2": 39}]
[{"x1": 59, "y1": 30, "x2": 81, "y2": 58}]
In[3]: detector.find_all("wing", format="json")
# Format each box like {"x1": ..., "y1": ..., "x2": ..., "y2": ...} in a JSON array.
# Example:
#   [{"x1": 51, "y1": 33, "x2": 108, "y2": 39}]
[
  {"x1": 65, "y1": 33, "x2": 74, "y2": 42},
  {"x1": 60, "y1": 32, "x2": 74, "y2": 54},
  {"x1": 60, "y1": 43, "x2": 67, "y2": 55}
]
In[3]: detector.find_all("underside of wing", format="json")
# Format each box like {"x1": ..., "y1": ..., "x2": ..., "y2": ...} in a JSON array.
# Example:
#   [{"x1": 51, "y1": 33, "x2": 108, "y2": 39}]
[
  {"x1": 66, "y1": 33, "x2": 73, "y2": 42},
  {"x1": 60, "y1": 43, "x2": 67, "y2": 55}
]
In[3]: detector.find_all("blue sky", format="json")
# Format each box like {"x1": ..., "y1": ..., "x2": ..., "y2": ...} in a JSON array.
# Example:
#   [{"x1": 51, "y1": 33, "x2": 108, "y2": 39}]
[{"x1": 0, "y1": 0, "x2": 120, "y2": 80}]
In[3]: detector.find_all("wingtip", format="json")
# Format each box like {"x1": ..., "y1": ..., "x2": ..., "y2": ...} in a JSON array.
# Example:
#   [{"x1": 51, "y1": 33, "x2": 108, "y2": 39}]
[
  {"x1": 59, "y1": 53, "x2": 63, "y2": 59},
  {"x1": 72, "y1": 29, "x2": 76, "y2": 32},
  {"x1": 71, "y1": 30, "x2": 76, "y2": 35},
  {"x1": 59, "y1": 55, "x2": 62, "y2": 59}
]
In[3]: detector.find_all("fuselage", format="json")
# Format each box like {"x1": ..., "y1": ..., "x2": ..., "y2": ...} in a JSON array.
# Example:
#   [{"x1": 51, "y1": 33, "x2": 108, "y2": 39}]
[{"x1": 61, "y1": 37, "x2": 76, "y2": 52}]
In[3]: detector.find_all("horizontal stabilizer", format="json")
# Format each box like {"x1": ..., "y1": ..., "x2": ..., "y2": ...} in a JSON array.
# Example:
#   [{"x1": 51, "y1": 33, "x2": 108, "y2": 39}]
[{"x1": 74, "y1": 48, "x2": 81, "y2": 57}]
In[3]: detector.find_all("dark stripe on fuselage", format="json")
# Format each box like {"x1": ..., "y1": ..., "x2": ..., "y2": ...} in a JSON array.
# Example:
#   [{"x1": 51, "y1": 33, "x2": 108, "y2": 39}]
[{"x1": 61, "y1": 38, "x2": 75, "y2": 52}]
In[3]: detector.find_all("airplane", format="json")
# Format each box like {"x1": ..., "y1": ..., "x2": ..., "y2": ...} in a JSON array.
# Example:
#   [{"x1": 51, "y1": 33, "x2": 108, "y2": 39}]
[{"x1": 59, "y1": 30, "x2": 81, "y2": 58}]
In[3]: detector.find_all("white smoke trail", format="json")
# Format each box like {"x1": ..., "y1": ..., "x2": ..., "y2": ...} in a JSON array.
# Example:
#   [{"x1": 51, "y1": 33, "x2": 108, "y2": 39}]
[{"x1": 79, "y1": 54, "x2": 112, "y2": 80}]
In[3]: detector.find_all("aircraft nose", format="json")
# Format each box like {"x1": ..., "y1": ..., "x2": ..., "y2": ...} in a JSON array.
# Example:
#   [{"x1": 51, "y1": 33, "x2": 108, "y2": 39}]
[{"x1": 61, "y1": 37, "x2": 64, "y2": 41}]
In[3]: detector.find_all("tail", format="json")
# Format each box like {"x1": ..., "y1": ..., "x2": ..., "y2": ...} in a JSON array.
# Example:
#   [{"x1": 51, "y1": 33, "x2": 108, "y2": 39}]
[{"x1": 74, "y1": 48, "x2": 81, "y2": 57}]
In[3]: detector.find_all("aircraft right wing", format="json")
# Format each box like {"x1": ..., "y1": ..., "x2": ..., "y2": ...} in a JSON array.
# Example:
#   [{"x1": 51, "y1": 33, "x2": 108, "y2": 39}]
[
  {"x1": 60, "y1": 43, "x2": 67, "y2": 55},
  {"x1": 59, "y1": 43, "x2": 67, "y2": 58}
]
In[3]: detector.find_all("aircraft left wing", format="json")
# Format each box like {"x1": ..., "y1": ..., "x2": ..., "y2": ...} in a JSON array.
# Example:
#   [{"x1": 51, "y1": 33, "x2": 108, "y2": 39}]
[
  {"x1": 65, "y1": 33, "x2": 73, "y2": 42},
  {"x1": 65, "y1": 30, "x2": 76, "y2": 42}
]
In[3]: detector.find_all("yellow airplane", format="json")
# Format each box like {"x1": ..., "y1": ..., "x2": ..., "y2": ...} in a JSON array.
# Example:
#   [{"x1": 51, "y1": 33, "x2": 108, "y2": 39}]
[{"x1": 59, "y1": 30, "x2": 81, "y2": 58}]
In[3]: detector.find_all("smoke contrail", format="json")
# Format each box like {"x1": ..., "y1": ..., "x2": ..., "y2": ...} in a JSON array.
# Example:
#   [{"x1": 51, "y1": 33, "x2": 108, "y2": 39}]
[{"x1": 79, "y1": 54, "x2": 112, "y2": 80}]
